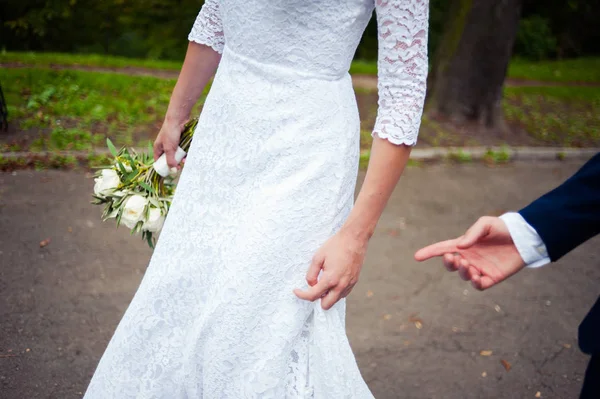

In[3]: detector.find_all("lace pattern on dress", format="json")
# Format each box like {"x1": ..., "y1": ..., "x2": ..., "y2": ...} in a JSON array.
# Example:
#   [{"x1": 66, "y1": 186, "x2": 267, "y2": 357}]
[
  {"x1": 188, "y1": 0, "x2": 225, "y2": 54},
  {"x1": 373, "y1": 0, "x2": 429, "y2": 146}
]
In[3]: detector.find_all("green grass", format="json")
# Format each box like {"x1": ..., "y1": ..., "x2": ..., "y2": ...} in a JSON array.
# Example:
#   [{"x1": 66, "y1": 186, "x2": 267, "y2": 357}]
[
  {"x1": 483, "y1": 147, "x2": 511, "y2": 164},
  {"x1": 352, "y1": 57, "x2": 600, "y2": 83},
  {"x1": 503, "y1": 86, "x2": 600, "y2": 146},
  {"x1": 448, "y1": 149, "x2": 473, "y2": 163},
  {"x1": 0, "y1": 51, "x2": 182, "y2": 70},
  {"x1": 4, "y1": 51, "x2": 600, "y2": 84},
  {"x1": 349, "y1": 60, "x2": 378, "y2": 76},
  {"x1": 0, "y1": 67, "x2": 207, "y2": 152},
  {"x1": 1, "y1": 59, "x2": 599, "y2": 164},
  {"x1": 508, "y1": 58, "x2": 600, "y2": 83},
  {"x1": 4, "y1": 51, "x2": 381, "y2": 76}
]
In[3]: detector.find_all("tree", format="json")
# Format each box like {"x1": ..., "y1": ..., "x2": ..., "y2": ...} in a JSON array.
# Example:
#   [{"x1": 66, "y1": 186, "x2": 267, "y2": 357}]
[{"x1": 426, "y1": 0, "x2": 522, "y2": 130}]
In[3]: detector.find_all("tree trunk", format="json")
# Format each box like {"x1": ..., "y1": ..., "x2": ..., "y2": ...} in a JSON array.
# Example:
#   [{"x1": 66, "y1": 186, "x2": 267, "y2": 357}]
[{"x1": 427, "y1": 0, "x2": 522, "y2": 130}]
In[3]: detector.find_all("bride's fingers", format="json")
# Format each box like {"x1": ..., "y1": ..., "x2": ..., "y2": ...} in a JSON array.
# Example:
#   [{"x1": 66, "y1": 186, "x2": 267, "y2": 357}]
[
  {"x1": 321, "y1": 288, "x2": 342, "y2": 310},
  {"x1": 153, "y1": 141, "x2": 163, "y2": 162},
  {"x1": 306, "y1": 254, "x2": 324, "y2": 286},
  {"x1": 340, "y1": 286, "x2": 353, "y2": 299},
  {"x1": 294, "y1": 278, "x2": 329, "y2": 301}
]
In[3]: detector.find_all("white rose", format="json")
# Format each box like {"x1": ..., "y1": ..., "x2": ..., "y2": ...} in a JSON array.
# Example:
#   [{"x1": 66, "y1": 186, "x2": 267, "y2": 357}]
[
  {"x1": 143, "y1": 207, "x2": 165, "y2": 233},
  {"x1": 94, "y1": 169, "x2": 120, "y2": 197},
  {"x1": 121, "y1": 195, "x2": 148, "y2": 229}
]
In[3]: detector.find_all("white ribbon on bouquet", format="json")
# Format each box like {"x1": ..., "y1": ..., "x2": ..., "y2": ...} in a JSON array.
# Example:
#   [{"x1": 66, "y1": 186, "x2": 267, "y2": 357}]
[{"x1": 152, "y1": 147, "x2": 187, "y2": 177}]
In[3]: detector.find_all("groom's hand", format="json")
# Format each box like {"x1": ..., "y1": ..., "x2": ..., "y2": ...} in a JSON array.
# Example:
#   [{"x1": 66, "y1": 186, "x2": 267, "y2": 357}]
[{"x1": 414, "y1": 217, "x2": 526, "y2": 291}]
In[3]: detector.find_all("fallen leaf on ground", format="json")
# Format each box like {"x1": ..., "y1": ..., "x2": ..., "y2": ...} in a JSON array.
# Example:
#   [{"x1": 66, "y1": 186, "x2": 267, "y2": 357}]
[
  {"x1": 366, "y1": 290, "x2": 374, "y2": 298},
  {"x1": 501, "y1": 359, "x2": 511, "y2": 371},
  {"x1": 398, "y1": 218, "x2": 407, "y2": 229},
  {"x1": 383, "y1": 314, "x2": 392, "y2": 321},
  {"x1": 535, "y1": 391, "x2": 541, "y2": 398},
  {"x1": 409, "y1": 315, "x2": 423, "y2": 329},
  {"x1": 25, "y1": 348, "x2": 31, "y2": 352},
  {"x1": 67, "y1": 227, "x2": 73, "y2": 233},
  {"x1": 563, "y1": 343, "x2": 571, "y2": 349},
  {"x1": 494, "y1": 305, "x2": 501, "y2": 312},
  {"x1": 480, "y1": 350, "x2": 493, "y2": 356},
  {"x1": 39, "y1": 238, "x2": 51, "y2": 248},
  {"x1": 481, "y1": 371, "x2": 487, "y2": 377}
]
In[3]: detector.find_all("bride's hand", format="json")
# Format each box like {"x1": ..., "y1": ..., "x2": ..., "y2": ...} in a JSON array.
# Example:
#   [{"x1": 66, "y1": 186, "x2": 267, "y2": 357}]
[
  {"x1": 153, "y1": 120, "x2": 184, "y2": 167},
  {"x1": 294, "y1": 228, "x2": 368, "y2": 310}
]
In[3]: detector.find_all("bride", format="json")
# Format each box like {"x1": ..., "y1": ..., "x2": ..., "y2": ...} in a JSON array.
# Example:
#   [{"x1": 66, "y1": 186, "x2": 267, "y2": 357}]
[{"x1": 85, "y1": 0, "x2": 428, "y2": 397}]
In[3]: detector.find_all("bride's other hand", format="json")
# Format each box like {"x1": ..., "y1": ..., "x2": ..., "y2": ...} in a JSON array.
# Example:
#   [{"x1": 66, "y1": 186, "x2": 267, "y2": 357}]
[
  {"x1": 153, "y1": 121, "x2": 184, "y2": 168},
  {"x1": 294, "y1": 228, "x2": 367, "y2": 310},
  {"x1": 294, "y1": 139, "x2": 412, "y2": 310}
]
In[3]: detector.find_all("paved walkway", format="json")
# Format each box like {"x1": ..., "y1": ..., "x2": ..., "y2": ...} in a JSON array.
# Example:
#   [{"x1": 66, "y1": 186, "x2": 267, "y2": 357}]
[{"x1": 1, "y1": 161, "x2": 599, "y2": 398}]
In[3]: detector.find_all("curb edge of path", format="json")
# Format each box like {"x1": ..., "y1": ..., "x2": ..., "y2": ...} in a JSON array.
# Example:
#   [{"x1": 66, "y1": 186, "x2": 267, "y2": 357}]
[
  {"x1": 407, "y1": 146, "x2": 599, "y2": 161},
  {"x1": 2, "y1": 146, "x2": 598, "y2": 164}
]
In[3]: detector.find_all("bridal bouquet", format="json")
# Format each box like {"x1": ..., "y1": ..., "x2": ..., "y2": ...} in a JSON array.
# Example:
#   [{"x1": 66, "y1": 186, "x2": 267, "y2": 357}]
[{"x1": 91, "y1": 118, "x2": 198, "y2": 248}]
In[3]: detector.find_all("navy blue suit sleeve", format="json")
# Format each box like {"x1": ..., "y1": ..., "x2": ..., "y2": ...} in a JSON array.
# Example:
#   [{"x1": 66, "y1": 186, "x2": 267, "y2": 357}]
[{"x1": 519, "y1": 153, "x2": 600, "y2": 262}]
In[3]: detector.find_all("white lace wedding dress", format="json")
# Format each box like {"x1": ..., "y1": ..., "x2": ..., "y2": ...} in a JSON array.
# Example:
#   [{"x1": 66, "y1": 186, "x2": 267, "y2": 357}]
[{"x1": 84, "y1": 0, "x2": 428, "y2": 397}]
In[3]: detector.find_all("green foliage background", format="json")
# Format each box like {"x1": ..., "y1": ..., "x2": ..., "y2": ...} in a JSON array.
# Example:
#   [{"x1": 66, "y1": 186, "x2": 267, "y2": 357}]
[{"x1": 2, "y1": 0, "x2": 598, "y2": 62}]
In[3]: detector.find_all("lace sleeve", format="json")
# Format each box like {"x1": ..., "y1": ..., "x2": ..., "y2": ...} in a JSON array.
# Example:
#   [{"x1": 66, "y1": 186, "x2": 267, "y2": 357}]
[
  {"x1": 188, "y1": 0, "x2": 225, "y2": 54},
  {"x1": 372, "y1": 0, "x2": 429, "y2": 146}
]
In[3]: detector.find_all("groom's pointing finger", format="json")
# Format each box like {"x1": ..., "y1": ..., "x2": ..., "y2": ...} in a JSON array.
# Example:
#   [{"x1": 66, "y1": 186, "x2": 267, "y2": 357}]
[{"x1": 414, "y1": 239, "x2": 460, "y2": 261}]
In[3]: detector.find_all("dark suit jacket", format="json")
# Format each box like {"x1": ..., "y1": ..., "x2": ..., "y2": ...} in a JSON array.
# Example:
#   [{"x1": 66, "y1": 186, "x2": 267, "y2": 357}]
[{"x1": 519, "y1": 153, "x2": 600, "y2": 355}]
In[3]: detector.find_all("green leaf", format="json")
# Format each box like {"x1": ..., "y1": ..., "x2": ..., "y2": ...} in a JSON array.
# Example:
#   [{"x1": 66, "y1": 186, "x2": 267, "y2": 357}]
[
  {"x1": 132, "y1": 220, "x2": 144, "y2": 234},
  {"x1": 139, "y1": 181, "x2": 154, "y2": 192},
  {"x1": 124, "y1": 170, "x2": 138, "y2": 183},
  {"x1": 122, "y1": 152, "x2": 136, "y2": 170},
  {"x1": 114, "y1": 159, "x2": 128, "y2": 176},
  {"x1": 116, "y1": 207, "x2": 124, "y2": 226},
  {"x1": 143, "y1": 231, "x2": 155, "y2": 249},
  {"x1": 113, "y1": 196, "x2": 126, "y2": 209},
  {"x1": 106, "y1": 138, "x2": 118, "y2": 157}
]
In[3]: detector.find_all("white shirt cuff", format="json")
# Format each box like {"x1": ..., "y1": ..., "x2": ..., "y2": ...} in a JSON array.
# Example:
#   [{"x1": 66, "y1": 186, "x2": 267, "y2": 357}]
[{"x1": 499, "y1": 212, "x2": 551, "y2": 268}]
